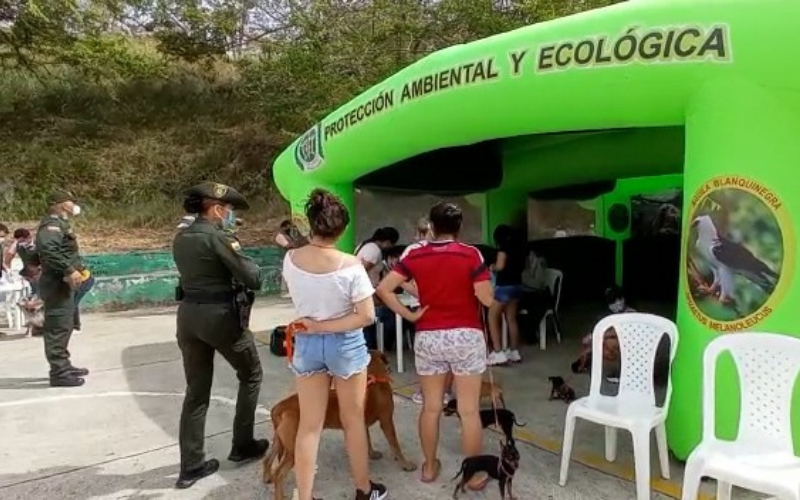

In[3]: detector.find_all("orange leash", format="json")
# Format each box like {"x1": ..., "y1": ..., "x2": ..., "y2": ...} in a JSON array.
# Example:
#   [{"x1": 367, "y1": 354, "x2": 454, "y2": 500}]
[
  {"x1": 480, "y1": 305, "x2": 502, "y2": 430},
  {"x1": 479, "y1": 302, "x2": 507, "y2": 483},
  {"x1": 284, "y1": 321, "x2": 306, "y2": 362}
]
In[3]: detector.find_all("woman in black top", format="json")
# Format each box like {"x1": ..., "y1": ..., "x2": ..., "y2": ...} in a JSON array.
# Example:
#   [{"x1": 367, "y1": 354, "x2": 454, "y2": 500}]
[{"x1": 488, "y1": 224, "x2": 528, "y2": 365}]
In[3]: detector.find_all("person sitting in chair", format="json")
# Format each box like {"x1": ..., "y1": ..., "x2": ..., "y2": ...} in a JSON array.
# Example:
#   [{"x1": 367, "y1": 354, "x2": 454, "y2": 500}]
[
  {"x1": 372, "y1": 244, "x2": 416, "y2": 351},
  {"x1": 572, "y1": 285, "x2": 670, "y2": 387}
]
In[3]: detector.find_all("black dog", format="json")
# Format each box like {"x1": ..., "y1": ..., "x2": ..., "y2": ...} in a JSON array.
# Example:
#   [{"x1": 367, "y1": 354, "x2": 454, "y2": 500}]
[
  {"x1": 452, "y1": 440, "x2": 520, "y2": 499},
  {"x1": 444, "y1": 399, "x2": 526, "y2": 443},
  {"x1": 548, "y1": 376, "x2": 576, "y2": 403}
]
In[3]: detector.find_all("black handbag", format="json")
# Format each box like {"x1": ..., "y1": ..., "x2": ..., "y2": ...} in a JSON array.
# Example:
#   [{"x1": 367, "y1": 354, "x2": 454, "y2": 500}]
[{"x1": 270, "y1": 325, "x2": 292, "y2": 357}]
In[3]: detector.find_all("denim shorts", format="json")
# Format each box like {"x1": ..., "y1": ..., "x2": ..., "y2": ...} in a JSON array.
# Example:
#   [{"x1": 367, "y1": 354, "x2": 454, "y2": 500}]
[
  {"x1": 495, "y1": 284, "x2": 523, "y2": 304},
  {"x1": 290, "y1": 331, "x2": 370, "y2": 379}
]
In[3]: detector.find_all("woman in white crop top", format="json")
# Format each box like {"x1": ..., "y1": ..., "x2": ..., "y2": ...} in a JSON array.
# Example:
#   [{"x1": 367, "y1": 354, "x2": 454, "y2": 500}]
[{"x1": 281, "y1": 189, "x2": 391, "y2": 500}]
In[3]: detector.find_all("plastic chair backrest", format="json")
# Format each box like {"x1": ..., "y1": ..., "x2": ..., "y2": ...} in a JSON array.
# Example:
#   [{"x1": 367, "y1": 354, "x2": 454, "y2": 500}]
[
  {"x1": 0, "y1": 279, "x2": 20, "y2": 304},
  {"x1": 546, "y1": 269, "x2": 563, "y2": 311},
  {"x1": 590, "y1": 313, "x2": 679, "y2": 407},
  {"x1": 9, "y1": 256, "x2": 23, "y2": 274},
  {"x1": 702, "y1": 333, "x2": 800, "y2": 452}
]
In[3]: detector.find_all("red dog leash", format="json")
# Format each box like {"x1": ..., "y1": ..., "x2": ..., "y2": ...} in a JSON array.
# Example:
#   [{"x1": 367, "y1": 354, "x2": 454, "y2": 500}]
[{"x1": 284, "y1": 320, "x2": 306, "y2": 362}]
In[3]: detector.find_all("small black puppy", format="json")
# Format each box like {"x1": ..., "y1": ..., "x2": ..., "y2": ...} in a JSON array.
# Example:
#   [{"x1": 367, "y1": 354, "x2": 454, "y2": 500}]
[
  {"x1": 452, "y1": 440, "x2": 520, "y2": 499},
  {"x1": 444, "y1": 399, "x2": 526, "y2": 443},
  {"x1": 548, "y1": 376, "x2": 576, "y2": 403}
]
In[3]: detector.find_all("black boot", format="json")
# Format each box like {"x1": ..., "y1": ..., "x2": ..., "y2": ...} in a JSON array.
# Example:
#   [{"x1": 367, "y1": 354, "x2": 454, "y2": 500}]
[
  {"x1": 228, "y1": 439, "x2": 269, "y2": 463},
  {"x1": 69, "y1": 366, "x2": 90, "y2": 377},
  {"x1": 50, "y1": 376, "x2": 85, "y2": 387},
  {"x1": 175, "y1": 459, "x2": 219, "y2": 489}
]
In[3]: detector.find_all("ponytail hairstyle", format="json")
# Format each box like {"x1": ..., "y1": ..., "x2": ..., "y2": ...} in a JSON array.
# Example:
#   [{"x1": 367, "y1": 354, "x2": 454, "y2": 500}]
[{"x1": 182, "y1": 194, "x2": 204, "y2": 215}]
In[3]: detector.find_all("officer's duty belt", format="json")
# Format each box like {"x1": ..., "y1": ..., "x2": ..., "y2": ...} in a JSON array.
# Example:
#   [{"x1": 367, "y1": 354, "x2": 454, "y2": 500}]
[{"x1": 181, "y1": 290, "x2": 234, "y2": 304}]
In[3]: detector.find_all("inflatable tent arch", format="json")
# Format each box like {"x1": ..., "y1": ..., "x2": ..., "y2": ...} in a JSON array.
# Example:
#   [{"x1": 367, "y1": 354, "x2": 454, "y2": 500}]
[{"x1": 272, "y1": 0, "x2": 800, "y2": 459}]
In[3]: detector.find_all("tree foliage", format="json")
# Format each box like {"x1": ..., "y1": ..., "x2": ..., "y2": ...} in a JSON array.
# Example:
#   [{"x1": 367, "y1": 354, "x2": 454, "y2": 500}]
[{"x1": 0, "y1": 0, "x2": 623, "y2": 219}]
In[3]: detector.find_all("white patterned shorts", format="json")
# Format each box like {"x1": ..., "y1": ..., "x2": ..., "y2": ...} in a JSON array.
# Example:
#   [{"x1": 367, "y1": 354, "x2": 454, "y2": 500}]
[{"x1": 414, "y1": 328, "x2": 487, "y2": 376}]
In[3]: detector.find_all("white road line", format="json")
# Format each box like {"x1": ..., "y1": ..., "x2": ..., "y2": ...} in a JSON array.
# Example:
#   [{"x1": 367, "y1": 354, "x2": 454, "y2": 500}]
[{"x1": 0, "y1": 391, "x2": 271, "y2": 417}]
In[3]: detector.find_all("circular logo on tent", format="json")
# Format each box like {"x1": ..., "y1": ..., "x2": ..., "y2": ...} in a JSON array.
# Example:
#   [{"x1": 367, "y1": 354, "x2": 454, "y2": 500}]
[
  {"x1": 684, "y1": 176, "x2": 793, "y2": 332},
  {"x1": 294, "y1": 123, "x2": 325, "y2": 172}
]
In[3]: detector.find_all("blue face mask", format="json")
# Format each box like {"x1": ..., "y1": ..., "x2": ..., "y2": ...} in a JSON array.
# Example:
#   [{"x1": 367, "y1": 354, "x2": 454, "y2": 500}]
[{"x1": 221, "y1": 208, "x2": 236, "y2": 230}]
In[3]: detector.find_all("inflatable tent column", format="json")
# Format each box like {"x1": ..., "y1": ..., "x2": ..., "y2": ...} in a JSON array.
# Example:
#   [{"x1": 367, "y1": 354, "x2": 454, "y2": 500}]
[{"x1": 667, "y1": 81, "x2": 800, "y2": 459}]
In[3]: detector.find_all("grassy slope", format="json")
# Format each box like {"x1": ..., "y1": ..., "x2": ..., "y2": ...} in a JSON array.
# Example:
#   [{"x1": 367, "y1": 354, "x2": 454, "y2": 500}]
[{"x1": 1, "y1": 66, "x2": 289, "y2": 253}]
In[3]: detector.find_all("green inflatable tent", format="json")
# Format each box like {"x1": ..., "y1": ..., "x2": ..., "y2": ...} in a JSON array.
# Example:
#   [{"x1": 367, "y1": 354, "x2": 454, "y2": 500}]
[{"x1": 272, "y1": 0, "x2": 800, "y2": 460}]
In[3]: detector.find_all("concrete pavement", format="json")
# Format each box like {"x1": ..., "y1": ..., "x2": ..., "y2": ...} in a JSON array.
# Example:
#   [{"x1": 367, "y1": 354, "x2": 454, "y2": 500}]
[{"x1": 0, "y1": 300, "x2": 763, "y2": 499}]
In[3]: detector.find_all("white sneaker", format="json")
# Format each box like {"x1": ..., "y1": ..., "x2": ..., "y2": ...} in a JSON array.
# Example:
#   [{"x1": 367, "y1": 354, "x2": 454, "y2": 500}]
[
  {"x1": 507, "y1": 349, "x2": 522, "y2": 363},
  {"x1": 443, "y1": 390, "x2": 454, "y2": 405},
  {"x1": 487, "y1": 350, "x2": 508, "y2": 366},
  {"x1": 412, "y1": 390, "x2": 424, "y2": 404}
]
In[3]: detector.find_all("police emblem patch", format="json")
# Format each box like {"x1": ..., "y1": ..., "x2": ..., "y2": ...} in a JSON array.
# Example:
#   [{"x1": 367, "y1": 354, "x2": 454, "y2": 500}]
[{"x1": 213, "y1": 183, "x2": 228, "y2": 199}]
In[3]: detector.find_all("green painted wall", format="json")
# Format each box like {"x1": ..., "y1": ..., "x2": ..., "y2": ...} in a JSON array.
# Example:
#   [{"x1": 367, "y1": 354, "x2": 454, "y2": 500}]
[{"x1": 80, "y1": 246, "x2": 284, "y2": 311}]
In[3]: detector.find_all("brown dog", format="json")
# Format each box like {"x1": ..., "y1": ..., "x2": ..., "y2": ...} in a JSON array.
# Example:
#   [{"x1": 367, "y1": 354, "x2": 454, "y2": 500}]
[
  {"x1": 263, "y1": 350, "x2": 416, "y2": 500},
  {"x1": 480, "y1": 377, "x2": 506, "y2": 409}
]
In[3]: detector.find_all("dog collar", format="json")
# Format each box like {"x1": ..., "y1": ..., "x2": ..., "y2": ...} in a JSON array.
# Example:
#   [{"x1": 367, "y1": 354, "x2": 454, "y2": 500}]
[{"x1": 367, "y1": 375, "x2": 393, "y2": 386}]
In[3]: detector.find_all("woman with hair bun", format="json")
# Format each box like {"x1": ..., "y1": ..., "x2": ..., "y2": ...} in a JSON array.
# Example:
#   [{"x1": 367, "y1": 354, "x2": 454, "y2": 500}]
[{"x1": 282, "y1": 188, "x2": 405, "y2": 500}]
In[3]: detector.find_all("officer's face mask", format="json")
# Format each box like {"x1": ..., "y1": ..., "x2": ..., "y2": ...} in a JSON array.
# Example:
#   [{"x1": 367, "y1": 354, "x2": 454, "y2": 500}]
[
  {"x1": 217, "y1": 205, "x2": 236, "y2": 230},
  {"x1": 62, "y1": 202, "x2": 81, "y2": 218}
]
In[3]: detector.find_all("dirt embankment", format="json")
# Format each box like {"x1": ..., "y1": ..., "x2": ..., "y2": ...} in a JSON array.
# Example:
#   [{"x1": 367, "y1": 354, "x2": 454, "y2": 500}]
[{"x1": 8, "y1": 213, "x2": 285, "y2": 254}]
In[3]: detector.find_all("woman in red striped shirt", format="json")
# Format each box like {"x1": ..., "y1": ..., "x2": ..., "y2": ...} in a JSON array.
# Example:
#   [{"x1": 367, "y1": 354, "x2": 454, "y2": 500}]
[{"x1": 377, "y1": 202, "x2": 496, "y2": 485}]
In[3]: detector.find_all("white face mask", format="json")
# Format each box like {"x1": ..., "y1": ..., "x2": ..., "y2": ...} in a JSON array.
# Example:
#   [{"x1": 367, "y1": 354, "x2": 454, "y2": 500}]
[
  {"x1": 609, "y1": 299, "x2": 626, "y2": 313},
  {"x1": 71, "y1": 204, "x2": 82, "y2": 216}
]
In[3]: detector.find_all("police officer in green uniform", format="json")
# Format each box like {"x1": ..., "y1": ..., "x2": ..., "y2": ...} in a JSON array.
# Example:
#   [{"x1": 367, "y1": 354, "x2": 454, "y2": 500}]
[
  {"x1": 35, "y1": 190, "x2": 90, "y2": 387},
  {"x1": 172, "y1": 182, "x2": 268, "y2": 489}
]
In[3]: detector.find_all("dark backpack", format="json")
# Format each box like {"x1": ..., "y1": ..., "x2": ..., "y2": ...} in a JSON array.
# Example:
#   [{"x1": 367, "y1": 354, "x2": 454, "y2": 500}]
[{"x1": 269, "y1": 325, "x2": 294, "y2": 357}]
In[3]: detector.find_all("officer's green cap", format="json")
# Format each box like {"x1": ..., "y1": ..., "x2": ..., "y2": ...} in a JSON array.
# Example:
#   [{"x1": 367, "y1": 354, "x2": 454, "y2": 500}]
[
  {"x1": 47, "y1": 189, "x2": 77, "y2": 206},
  {"x1": 184, "y1": 182, "x2": 250, "y2": 210}
]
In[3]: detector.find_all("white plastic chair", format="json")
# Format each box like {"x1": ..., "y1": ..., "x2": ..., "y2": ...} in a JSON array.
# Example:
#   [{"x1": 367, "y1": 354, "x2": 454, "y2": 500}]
[
  {"x1": 539, "y1": 268, "x2": 563, "y2": 350},
  {"x1": 0, "y1": 278, "x2": 24, "y2": 330},
  {"x1": 559, "y1": 313, "x2": 678, "y2": 500},
  {"x1": 682, "y1": 333, "x2": 800, "y2": 500}
]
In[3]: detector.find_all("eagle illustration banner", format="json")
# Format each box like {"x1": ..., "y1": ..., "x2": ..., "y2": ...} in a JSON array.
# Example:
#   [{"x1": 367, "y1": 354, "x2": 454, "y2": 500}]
[{"x1": 684, "y1": 176, "x2": 792, "y2": 333}]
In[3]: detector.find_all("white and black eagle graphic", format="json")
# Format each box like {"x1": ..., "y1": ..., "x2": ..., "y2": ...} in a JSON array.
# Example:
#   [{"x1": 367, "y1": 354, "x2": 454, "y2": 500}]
[{"x1": 691, "y1": 215, "x2": 779, "y2": 304}]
